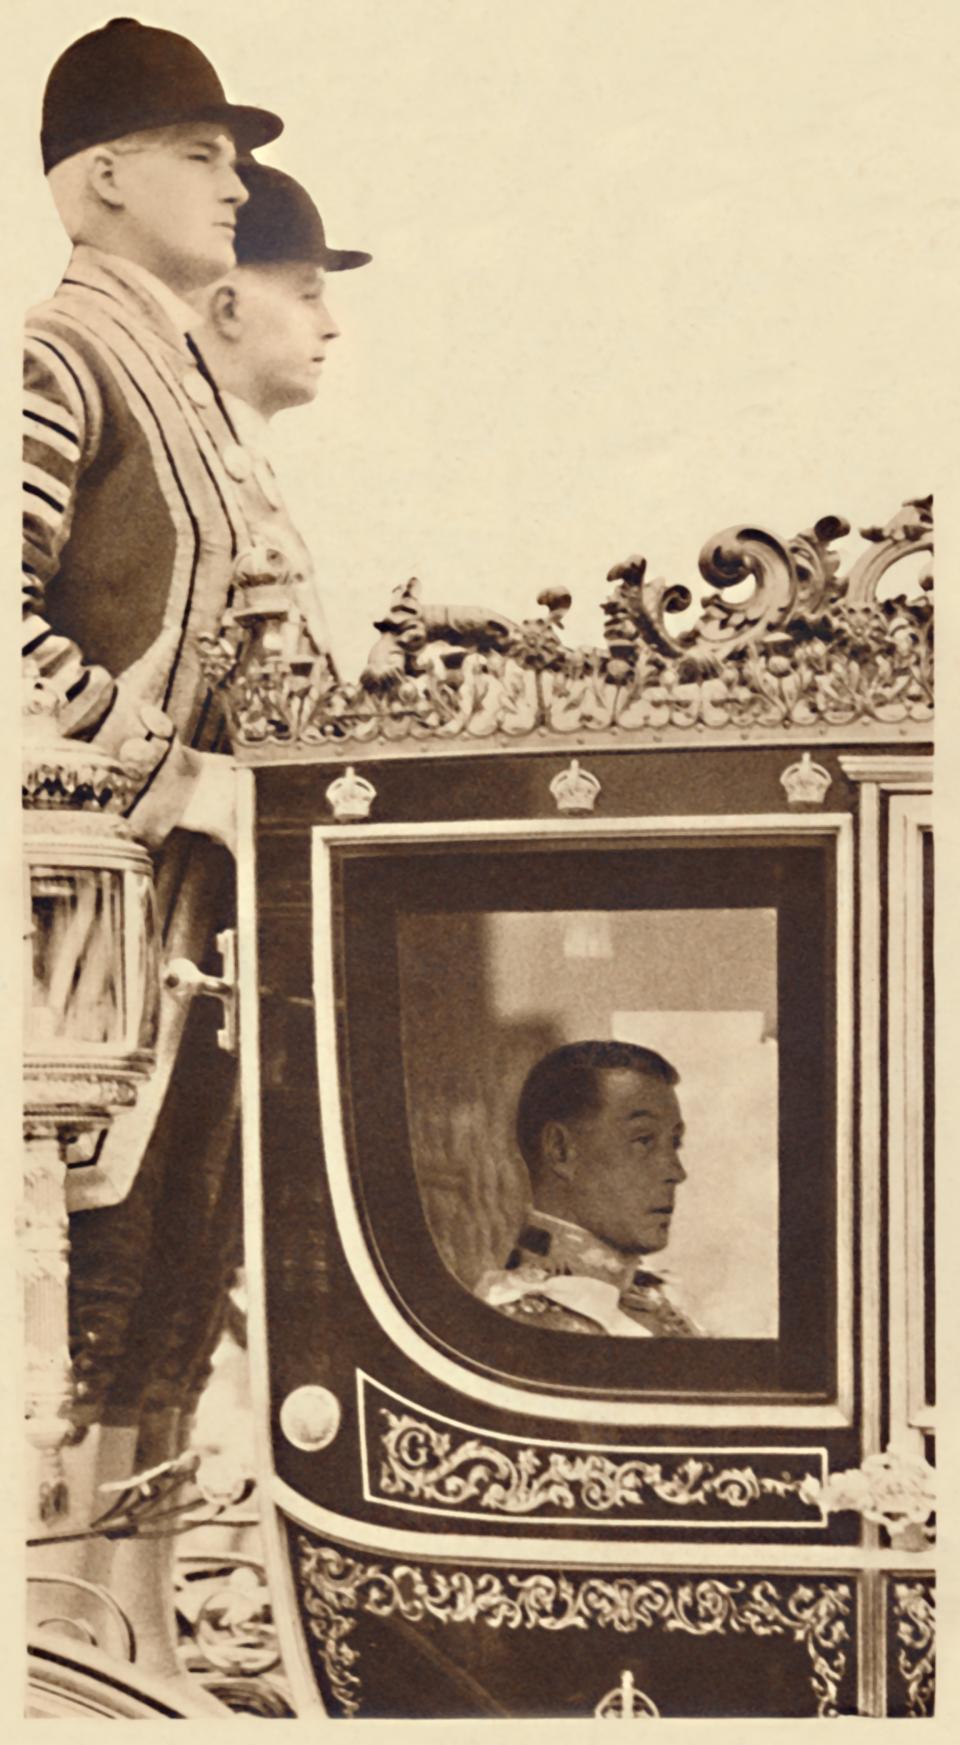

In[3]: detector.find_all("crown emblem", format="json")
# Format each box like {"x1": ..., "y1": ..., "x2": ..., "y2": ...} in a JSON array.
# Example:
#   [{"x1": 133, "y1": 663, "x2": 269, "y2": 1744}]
[
  {"x1": 595, "y1": 1670, "x2": 661, "y2": 1720},
  {"x1": 549, "y1": 758, "x2": 602, "y2": 815},
  {"x1": 325, "y1": 765, "x2": 377, "y2": 823},
  {"x1": 779, "y1": 752, "x2": 832, "y2": 807}
]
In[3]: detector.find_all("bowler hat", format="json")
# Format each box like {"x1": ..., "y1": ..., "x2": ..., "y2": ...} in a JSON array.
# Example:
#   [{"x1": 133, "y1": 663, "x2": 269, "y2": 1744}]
[
  {"x1": 234, "y1": 163, "x2": 371, "y2": 272},
  {"x1": 42, "y1": 17, "x2": 283, "y2": 173}
]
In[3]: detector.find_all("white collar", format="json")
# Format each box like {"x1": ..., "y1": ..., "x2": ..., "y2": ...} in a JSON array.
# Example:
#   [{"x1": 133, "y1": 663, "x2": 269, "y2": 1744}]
[
  {"x1": 481, "y1": 1271, "x2": 654, "y2": 1337},
  {"x1": 223, "y1": 392, "x2": 273, "y2": 459},
  {"x1": 524, "y1": 1209, "x2": 661, "y2": 1292},
  {"x1": 109, "y1": 256, "x2": 201, "y2": 336}
]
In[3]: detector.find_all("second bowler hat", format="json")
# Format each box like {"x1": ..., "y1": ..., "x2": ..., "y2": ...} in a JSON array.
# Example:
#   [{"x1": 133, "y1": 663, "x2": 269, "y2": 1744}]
[{"x1": 234, "y1": 163, "x2": 371, "y2": 272}]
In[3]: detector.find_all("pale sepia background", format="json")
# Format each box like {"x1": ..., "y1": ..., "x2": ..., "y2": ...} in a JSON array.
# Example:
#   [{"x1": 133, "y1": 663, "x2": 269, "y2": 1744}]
[
  {"x1": 7, "y1": 0, "x2": 956, "y2": 679},
  {"x1": 3, "y1": 0, "x2": 960, "y2": 1736}
]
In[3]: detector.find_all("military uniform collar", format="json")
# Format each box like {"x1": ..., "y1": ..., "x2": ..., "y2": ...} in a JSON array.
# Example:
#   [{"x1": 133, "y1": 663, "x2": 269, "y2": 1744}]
[
  {"x1": 60, "y1": 246, "x2": 199, "y2": 348},
  {"x1": 515, "y1": 1211, "x2": 661, "y2": 1294}
]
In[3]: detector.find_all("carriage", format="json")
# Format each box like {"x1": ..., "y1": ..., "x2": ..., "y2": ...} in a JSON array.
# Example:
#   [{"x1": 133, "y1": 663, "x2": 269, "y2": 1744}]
[{"x1": 23, "y1": 497, "x2": 935, "y2": 1718}]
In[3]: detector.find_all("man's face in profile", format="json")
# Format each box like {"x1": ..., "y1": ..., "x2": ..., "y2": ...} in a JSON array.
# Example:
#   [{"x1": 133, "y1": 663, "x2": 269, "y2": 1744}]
[
  {"x1": 234, "y1": 262, "x2": 340, "y2": 414},
  {"x1": 552, "y1": 1067, "x2": 687, "y2": 1254}
]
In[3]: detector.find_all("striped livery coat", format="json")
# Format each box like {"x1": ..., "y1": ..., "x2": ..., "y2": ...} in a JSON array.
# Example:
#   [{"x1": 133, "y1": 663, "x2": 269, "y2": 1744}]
[{"x1": 23, "y1": 245, "x2": 320, "y2": 1423}]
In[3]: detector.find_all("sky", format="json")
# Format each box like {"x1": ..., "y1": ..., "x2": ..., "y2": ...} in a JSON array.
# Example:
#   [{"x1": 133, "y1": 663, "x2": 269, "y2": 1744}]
[{"x1": 10, "y1": 0, "x2": 958, "y2": 677}]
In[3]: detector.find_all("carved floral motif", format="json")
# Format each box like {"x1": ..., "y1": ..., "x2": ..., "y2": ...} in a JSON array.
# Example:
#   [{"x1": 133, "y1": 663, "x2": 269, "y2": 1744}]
[
  {"x1": 296, "y1": 1537, "x2": 852, "y2": 1718},
  {"x1": 891, "y1": 1580, "x2": 935, "y2": 1718},
  {"x1": 199, "y1": 499, "x2": 933, "y2": 751},
  {"x1": 798, "y1": 1447, "x2": 935, "y2": 1539},
  {"x1": 376, "y1": 1408, "x2": 821, "y2": 1520}
]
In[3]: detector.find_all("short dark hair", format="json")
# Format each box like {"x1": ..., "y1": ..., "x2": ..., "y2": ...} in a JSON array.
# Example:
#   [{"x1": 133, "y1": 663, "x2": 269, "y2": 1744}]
[{"x1": 515, "y1": 1040, "x2": 679, "y2": 1174}]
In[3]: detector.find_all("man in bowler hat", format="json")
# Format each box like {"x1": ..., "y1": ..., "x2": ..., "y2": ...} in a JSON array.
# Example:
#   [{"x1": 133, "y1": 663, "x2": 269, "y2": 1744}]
[
  {"x1": 191, "y1": 161, "x2": 371, "y2": 662},
  {"x1": 23, "y1": 18, "x2": 302, "y2": 1703}
]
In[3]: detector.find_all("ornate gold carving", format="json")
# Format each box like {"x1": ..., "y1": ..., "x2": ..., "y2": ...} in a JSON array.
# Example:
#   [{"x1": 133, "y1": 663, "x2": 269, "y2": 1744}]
[
  {"x1": 798, "y1": 1447, "x2": 935, "y2": 1540},
  {"x1": 891, "y1": 1581, "x2": 935, "y2": 1718},
  {"x1": 376, "y1": 1408, "x2": 820, "y2": 1520},
  {"x1": 199, "y1": 500, "x2": 933, "y2": 752},
  {"x1": 296, "y1": 1539, "x2": 852, "y2": 1718}
]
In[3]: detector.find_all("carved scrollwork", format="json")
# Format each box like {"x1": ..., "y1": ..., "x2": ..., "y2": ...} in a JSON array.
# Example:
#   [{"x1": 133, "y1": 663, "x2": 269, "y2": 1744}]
[
  {"x1": 199, "y1": 499, "x2": 933, "y2": 752},
  {"x1": 798, "y1": 1447, "x2": 935, "y2": 1540},
  {"x1": 891, "y1": 1580, "x2": 935, "y2": 1718},
  {"x1": 635, "y1": 523, "x2": 808, "y2": 663},
  {"x1": 296, "y1": 1537, "x2": 852, "y2": 1718},
  {"x1": 376, "y1": 1408, "x2": 821, "y2": 1521},
  {"x1": 846, "y1": 496, "x2": 933, "y2": 607}
]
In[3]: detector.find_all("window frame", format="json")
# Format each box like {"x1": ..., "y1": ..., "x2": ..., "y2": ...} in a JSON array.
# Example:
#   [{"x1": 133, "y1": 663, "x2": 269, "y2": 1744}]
[{"x1": 311, "y1": 814, "x2": 855, "y2": 1429}]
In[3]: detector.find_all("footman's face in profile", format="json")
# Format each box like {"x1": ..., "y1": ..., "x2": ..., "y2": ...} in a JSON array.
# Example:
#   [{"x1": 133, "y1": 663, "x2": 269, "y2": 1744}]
[
  {"x1": 105, "y1": 125, "x2": 248, "y2": 287},
  {"x1": 545, "y1": 1067, "x2": 687, "y2": 1254},
  {"x1": 232, "y1": 262, "x2": 341, "y2": 414}
]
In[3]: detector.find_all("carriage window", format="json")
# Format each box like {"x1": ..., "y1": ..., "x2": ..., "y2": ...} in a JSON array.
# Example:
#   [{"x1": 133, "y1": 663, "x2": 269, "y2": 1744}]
[
  {"x1": 397, "y1": 908, "x2": 779, "y2": 1341},
  {"x1": 334, "y1": 834, "x2": 840, "y2": 1402}
]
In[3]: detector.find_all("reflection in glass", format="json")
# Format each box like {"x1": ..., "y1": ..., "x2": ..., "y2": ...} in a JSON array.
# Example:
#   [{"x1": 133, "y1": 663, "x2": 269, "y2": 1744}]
[
  {"x1": 26, "y1": 864, "x2": 160, "y2": 1057},
  {"x1": 133, "y1": 869, "x2": 161, "y2": 1053},
  {"x1": 29, "y1": 867, "x2": 123, "y2": 1047}
]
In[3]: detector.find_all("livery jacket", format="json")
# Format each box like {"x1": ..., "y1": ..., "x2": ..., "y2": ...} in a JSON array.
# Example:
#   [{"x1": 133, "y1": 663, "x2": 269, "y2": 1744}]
[
  {"x1": 23, "y1": 245, "x2": 317, "y2": 812},
  {"x1": 475, "y1": 1211, "x2": 703, "y2": 1337},
  {"x1": 23, "y1": 247, "x2": 325, "y2": 1417}
]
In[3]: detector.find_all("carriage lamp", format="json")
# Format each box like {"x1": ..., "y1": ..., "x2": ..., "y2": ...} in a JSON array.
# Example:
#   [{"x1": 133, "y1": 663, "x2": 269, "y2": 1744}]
[{"x1": 22, "y1": 669, "x2": 161, "y2": 1525}]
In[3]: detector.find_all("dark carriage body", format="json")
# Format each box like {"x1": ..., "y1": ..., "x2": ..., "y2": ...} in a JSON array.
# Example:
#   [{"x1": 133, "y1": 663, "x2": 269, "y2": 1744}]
[{"x1": 225, "y1": 505, "x2": 935, "y2": 1719}]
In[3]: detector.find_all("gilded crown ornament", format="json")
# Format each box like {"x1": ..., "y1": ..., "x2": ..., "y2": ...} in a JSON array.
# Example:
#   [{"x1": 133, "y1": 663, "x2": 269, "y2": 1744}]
[
  {"x1": 549, "y1": 758, "x2": 602, "y2": 814},
  {"x1": 325, "y1": 765, "x2": 377, "y2": 823},
  {"x1": 779, "y1": 752, "x2": 832, "y2": 806},
  {"x1": 595, "y1": 1670, "x2": 661, "y2": 1720}
]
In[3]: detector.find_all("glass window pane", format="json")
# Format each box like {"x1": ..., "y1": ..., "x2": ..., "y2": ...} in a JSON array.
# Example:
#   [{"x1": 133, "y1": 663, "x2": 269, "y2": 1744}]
[{"x1": 28, "y1": 866, "x2": 123, "y2": 1047}]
